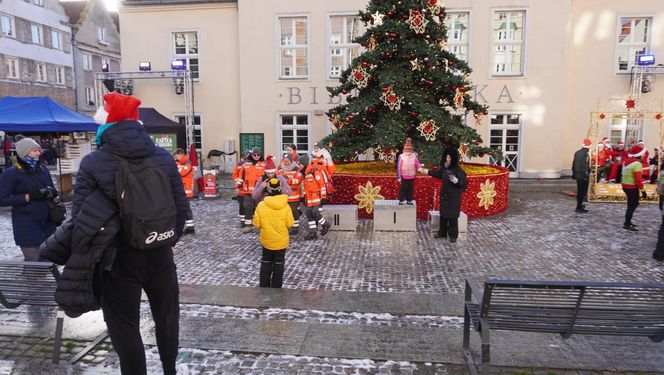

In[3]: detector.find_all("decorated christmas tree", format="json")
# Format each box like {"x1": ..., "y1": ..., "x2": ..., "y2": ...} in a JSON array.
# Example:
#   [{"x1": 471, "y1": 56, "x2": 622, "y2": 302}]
[{"x1": 324, "y1": 0, "x2": 499, "y2": 166}]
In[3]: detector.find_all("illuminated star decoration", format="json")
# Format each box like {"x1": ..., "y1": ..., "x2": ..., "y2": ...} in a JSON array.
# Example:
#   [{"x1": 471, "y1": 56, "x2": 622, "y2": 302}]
[
  {"x1": 371, "y1": 11, "x2": 385, "y2": 27},
  {"x1": 366, "y1": 35, "x2": 378, "y2": 51},
  {"x1": 458, "y1": 143, "x2": 469, "y2": 159},
  {"x1": 380, "y1": 86, "x2": 403, "y2": 111},
  {"x1": 406, "y1": 9, "x2": 429, "y2": 34},
  {"x1": 427, "y1": 0, "x2": 443, "y2": 14},
  {"x1": 454, "y1": 87, "x2": 464, "y2": 111},
  {"x1": 477, "y1": 178, "x2": 498, "y2": 210},
  {"x1": 416, "y1": 120, "x2": 439, "y2": 141},
  {"x1": 330, "y1": 114, "x2": 342, "y2": 133},
  {"x1": 375, "y1": 146, "x2": 397, "y2": 163},
  {"x1": 410, "y1": 58, "x2": 422, "y2": 71},
  {"x1": 438, "y1": 39, "x2": 448, "y2": 51},
  {"x1": 473, "y1": 112, "x2": 484, "y2": 126},
  {"x1": 626, "y1": 98, "x2": 636, "y2": 110},
  {"x1": 354, "y1": 181, "x2": 385, "y2": 214},
  {"x1": 351, "y1": 67, "x2": 370, "y2": 89}
]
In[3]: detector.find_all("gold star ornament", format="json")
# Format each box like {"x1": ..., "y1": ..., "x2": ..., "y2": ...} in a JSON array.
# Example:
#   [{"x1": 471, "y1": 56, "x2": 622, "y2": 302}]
[
  {"x1": 410, "y1": 58, "x2": 422, "y2": 71},
  {"x1": 477, "y1": 179, "x2": 497, "y2": 210},
  {"x1": 354, "y1": 181, "x2": 385, "y2": 214}
]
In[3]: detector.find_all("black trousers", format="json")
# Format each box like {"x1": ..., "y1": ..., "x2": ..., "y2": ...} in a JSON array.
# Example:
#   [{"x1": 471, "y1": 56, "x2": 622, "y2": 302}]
[
  {"x1": 398, "y1": 179, "x2": 415, "y2": 201},
  {"x1": 243, "y1": 195, "x2": 256, "y2": 225},
  {"x1": 305, "y1": 204, "x2": 325, "y2": 231},
  {"x1": 576, "y1": 179, "x2": 589, "y2": 209},
  {"x1": 622, "y1": 187, "x2": 640, "y2": 226},
  {"x1": 288, "y1": 201, "x2": 300, "y2": 228},
  {"x1": 101, "y1": 247, "x2": 180, "y2": 375},
  {"x1": 260, "y1": 248, "x2": 286, "y2": 288},
  {"x1": 439, "y1": 218, "x2": 459, "y2": 239},
  {"x1": 238, "y1": 195, "x2": 245, "y2": 217}
]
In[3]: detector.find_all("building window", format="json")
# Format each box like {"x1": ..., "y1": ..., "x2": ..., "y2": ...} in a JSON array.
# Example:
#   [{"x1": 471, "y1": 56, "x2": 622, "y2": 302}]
[
  {"x1": 279, "y1": 114, "x2": 309, "y2": 154},
  {"x1": 55, "y1": 66, "x2": 65, "y2": 85},
  {"x1": 616, "y1": 17, "x2": 651, "y2": 73},
  {"x1": 51, "y1": 30, "x2": 62, "y2": 50},
  {"x1": 85, "y1": 87, "x2": 94, "y2": 106},
  {"x1": 97, "y1": 27, "x2": 107, "y2": 44},
  {"x1": 609, "y1": 115, "x2": 642, "y2": 144},
  {"x1": 445, "y1": 12, "x2": 469, "y2": 62},
  {"x1": 175, "y1": 115, "x2": 203, "y2": 152},
  {"x1": 83, "y1": 53, "x2": 92, "y2": 70},
  {"x1": 32, "y1": 0, "x2": 44, "y2": 6},
  {"x1": 1, "y1": 14, "x2": 14, "y2": 38},
  {"x1": 492, "y1": 11, "x2": 525, "y2": 76},
  {"x1": 36, "y1": 63, "x2": 47, "y2": 82},
  {"x1": 488, "y1": 114, "x2": 522, "y2": 176},
  {"x1": 328, "y1": 15, "x2": 361, "y2": 78},
  {"x1": 5, "y1": 57, "x2": 19, "y2": 79},
  {"x1": 31, "y1": 24, "x2": 43, "y2": 45},
  {"x1": 172, "y1": 32, "x2": 199, "y2": 80},
  {"x1": 279, "y1": 17, "x2": 308, "y2": 79}
]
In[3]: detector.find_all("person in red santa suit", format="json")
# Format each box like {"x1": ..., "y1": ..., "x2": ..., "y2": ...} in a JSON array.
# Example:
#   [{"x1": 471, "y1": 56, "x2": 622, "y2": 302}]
[
  {"x1": 636, "y1": 140, "x2": 651, "y2": 182},
  {"x1": 607, "y1": 141, "x2": 628, "y2": 183},
  {"x1": 592, "y1": 139, "x2": 608, "y2": 182}
]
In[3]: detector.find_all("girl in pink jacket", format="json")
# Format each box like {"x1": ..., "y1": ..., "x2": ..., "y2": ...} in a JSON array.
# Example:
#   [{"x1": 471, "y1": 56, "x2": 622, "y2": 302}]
[{"x1": 396, "y1": 138, "x2": 421, "y2": 205}]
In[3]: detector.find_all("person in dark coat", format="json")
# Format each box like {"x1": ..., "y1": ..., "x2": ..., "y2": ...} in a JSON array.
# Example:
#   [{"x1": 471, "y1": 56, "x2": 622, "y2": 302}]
[
  {"x1": 572, "y1": 139, "x2": 591, "y2": 213},
  {"x1": 0, "y1": 137, "x2": 58, "y2": 260},
  {"x1": 420, "y1": 147, "x2": 468, "y2": 242},
  {"x1": 75, "y1": 93, "x2": 190, "y2": 375}
]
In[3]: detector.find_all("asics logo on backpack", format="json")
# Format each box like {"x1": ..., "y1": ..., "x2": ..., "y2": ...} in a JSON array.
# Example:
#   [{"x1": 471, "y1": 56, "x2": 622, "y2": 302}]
[{"x1": 145, "y1": 229, "x2": 175, "y2": 245}]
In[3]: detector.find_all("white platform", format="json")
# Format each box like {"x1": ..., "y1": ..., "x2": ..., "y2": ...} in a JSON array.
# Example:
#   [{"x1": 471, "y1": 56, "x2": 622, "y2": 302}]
[
  {"x1": 373, "y1": 200, "x2": 416, "y2": 232},
  {"x1": 428, "y1": 210, "x2": 467, "y2": 233},
  {"x1": 322, "y1": 205, "x2": 358, "y2": 231}
]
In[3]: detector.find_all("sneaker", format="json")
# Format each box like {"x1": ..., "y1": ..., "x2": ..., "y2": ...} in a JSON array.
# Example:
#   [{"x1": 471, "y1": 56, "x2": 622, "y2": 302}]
[
  {"x1": 434, "y1": 233, "x2": 447, "y2": 239},
  {"x1": 242, "y1": 226, "x2": 253, "y2": 234},
  {"x1": 575, "y1": 208, "x2": 589, "y2": 213},
  {"x1": 628, "y1": 223, "x2": 637, "y2": 228},
  {"x1": 398, "y1": 201, "x2": 406, "y2": 205},
  {"x1": 176, "y1": 364, "x2": 190, "y2": 375},
  {"x1": 304, "y1": 232, "x2": 318, "y2": 241},
  {"x1": 449, "y1": 237, "x2": 457, "y2": 243},
  {"x1": 407, "y1": 201, "x2": 414, "y2": 205},
  {"x1": 320, "y1": 222, "x2": 331, "y2": 236},
  {"x1": 623, "y1": 225, "x2": 638, "y2": 231},
  {"x1": 184, "y1": 227, "x2": 195, "y2": 235}
]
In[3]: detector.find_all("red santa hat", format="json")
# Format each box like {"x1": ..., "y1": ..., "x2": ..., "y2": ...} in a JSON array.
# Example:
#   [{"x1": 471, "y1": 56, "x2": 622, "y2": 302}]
[
  {"x1": 602, "y1": 137, "x2": 610, "y2": 144},
  {"x1": 628, "y1": 145, "x2": 646, "y2": 158},
  {"x1": 264, "y1": 156, "x2": 276, "y2": 173},
  {"x1": 582, "y1": 139, "x2": 591, "y2": 148},
  {"x1": 617, "y1": 141, "x2": 625, "y2": 147},
  {"x1": 103, "y1": 93, "x2": 141, "y2": 123},
  {"x1": 637, "y1": 140, "x2": 645, "y2": 146}
]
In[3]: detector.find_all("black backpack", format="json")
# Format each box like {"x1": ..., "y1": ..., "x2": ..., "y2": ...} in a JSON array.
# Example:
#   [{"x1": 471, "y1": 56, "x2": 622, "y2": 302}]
[{"x1": 112, "y1": 154, "x2": 177, "y2": 250}]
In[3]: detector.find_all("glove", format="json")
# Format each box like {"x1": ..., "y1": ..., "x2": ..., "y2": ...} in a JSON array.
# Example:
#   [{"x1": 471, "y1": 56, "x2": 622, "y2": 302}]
[
  {"x1": 641, "y1": 190, "x2": 647, "y2": 199},
  {"x1": 449, "y1": 175, "x2": 459, "y2": 184},
  {"x1": 397, "y1": 178, "x2": 402, "y2": 182},
  {"x1": 418, "y1": 168, "x2": 429, "y2": 174},
  {"x1": 29, "y1": 189, "x2": 47, "y2": 201}
]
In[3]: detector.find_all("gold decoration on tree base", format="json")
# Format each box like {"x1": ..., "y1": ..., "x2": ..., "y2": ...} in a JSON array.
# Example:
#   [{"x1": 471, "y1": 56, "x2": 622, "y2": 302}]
[
  {"x1": 354, "y1": 181, "x2": 385, "y2": 214},
  {"x1": 477, "y1": 179, "x2": 497, "y2": 210}
]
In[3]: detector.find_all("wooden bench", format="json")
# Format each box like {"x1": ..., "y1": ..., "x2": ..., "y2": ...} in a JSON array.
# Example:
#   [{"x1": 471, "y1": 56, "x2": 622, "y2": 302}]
[
  {"x1": 463, "y1": 279, "x2": 664, "y2": 375},
  {"x1": 0, "y1": 261, "x2": 64, "y2": 364}
]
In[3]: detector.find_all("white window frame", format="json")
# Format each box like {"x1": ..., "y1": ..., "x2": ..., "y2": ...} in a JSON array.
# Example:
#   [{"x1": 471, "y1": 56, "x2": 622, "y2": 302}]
[
  {"x1": 277, "y1": 15, "x2": 310, "y2": 80},
  {"x1": 174, "y1": 113, "x2": 203, "y2": 153},
  {"x1": 82, "y1": 53, "x2": 92, "y2": 70},
  {"x1": 35, "y1": 63, "x2": 47, "y2": 82},
  {"x1": 277, "y1": 113, "x2": 311, "y2": 156},
  {"x1": 85, "y1": 86, "x2": 94, "y2": 106},
  {"x1": 487, "y1": 112, "x2": 523, "y2": 177},
  {"x1": 32, "y1": 0, "x2": 44, "y2": 6},
  {"x1": 614, "y1": 15, "x2": 652, "y2": 75},
  {"x1": 172, "y1": 30, "x2": 200, "y2": 81},
  {"x1": 31, "y1": 24, "x2": 43, "y2": 45},
  {"x1": 608, "y1": 115, "x2": 643, "y2": 144},
  {"x1": 327, "y1": 13, "x2": 363, "y2": 79},
  {"x1": 445, "y1": 11, "x2": 471, "y2": 63},
  {"x1": 490, "y1": 9, "x2": 527, "y2": 77},
  {"x1": 55, "y1": 66, "x2": 65, "y2": 85},
  {"x1": 5, "y1": 57, "x2": 19, "y2": 79},
  {"x1": 1, "y1": 14, "x2": 15, "y2": 38},
  {"x1": 97, "y1": 26, "x2": 108, "y2": 45},
  {"x1": 51, "y1": 30, "x2": 62, "y2": 50}
]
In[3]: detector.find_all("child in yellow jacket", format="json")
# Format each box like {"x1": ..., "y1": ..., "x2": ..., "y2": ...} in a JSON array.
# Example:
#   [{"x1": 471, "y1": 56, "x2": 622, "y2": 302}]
[{"x1": 253, "y1": 178, "x2": 294, "y2": 288}]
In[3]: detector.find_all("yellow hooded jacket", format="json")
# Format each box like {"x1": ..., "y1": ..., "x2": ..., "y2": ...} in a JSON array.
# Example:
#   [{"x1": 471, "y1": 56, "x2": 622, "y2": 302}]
[{"x1": 253, "y1": 194, "x2": 294, "y2": 250}]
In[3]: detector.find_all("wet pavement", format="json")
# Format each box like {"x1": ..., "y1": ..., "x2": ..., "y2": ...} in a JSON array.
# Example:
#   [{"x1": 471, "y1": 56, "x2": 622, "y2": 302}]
[{"x1": 0, "y1": 179, "x2": 663, "y2": 374}]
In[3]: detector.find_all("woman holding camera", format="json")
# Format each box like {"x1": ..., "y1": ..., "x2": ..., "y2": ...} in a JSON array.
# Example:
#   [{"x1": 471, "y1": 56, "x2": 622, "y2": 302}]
[{"x1": 0, "y1": 137, "x2": 58, "y2": 261}]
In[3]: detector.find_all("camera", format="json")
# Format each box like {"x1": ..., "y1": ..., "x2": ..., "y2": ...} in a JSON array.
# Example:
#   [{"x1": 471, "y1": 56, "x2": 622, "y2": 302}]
[{"x1": 39, "y1": 186, "x2": 57, "y2": 200}]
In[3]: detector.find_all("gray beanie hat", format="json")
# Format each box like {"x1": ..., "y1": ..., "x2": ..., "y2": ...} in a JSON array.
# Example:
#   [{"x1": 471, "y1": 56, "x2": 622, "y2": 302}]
[{"x1": 16, "y1": 138, "x2": 41, "y2": 159}]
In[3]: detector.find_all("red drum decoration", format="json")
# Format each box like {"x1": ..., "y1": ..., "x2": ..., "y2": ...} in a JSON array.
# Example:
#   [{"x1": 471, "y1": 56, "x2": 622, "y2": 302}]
[{"x1": 329, "y1": 162, "x2": 510, "y2": 220}]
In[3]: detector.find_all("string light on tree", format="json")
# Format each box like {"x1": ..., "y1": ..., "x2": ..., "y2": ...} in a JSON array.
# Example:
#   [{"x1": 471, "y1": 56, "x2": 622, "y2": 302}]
[{"x1": 416, "y1": 120, "x2": 439, "y2": 141}]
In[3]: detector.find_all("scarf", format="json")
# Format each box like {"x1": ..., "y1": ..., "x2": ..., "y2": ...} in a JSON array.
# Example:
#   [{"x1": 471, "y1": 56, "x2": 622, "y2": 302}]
[
  {"x1": 95, "y1": 122, "x2": 117, "y2": 145},
  {"x1": 23, "y1": 156, "x2": 39, "y2": 170}
]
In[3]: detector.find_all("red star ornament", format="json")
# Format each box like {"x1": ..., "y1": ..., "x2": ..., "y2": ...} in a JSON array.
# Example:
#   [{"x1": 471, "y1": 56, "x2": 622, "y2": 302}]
[
  {"x1": 351, "y1": 67, "x2": 370, "y2": 89},
  {"x1": 626, "y1": 99, "x2": 636, "y2": 110},
  {"x1": 406, "y1": 9, "x2": 429, "y2": 34}
]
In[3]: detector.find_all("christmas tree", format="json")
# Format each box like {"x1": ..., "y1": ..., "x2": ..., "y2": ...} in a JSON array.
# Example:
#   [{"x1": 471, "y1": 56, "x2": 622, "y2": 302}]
[{"x1": 324, "y1": 0, "x2": 499, "y2": 166}]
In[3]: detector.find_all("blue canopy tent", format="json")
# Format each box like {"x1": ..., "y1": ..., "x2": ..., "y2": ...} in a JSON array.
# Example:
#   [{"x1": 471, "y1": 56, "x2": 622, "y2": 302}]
[{"x1": 0, "y1": 96, "x2": 97, "y2": 132}]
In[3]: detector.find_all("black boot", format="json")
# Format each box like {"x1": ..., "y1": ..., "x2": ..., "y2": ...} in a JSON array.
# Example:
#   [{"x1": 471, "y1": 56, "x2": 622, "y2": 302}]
[{"x1": 259, "y1": 262, "x2": 272, "y2": 287}]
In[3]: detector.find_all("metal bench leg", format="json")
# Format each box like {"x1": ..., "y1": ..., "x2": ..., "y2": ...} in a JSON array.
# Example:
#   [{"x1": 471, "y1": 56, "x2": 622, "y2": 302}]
[
  {"x1": 462, "y1": 306, "x2": 477, "y2": 375},
  {"x1": 479, "y1": 319, "x2": 490, "y2": 375},
  {"x1": 52, "y1": 310, "x2": 64, "y2": 364}
]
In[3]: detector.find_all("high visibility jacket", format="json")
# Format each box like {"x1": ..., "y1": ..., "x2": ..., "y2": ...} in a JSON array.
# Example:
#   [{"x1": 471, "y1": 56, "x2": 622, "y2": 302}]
[
  {"x1": 176, "y1": 156, "x2": 194, "y2": 198},
  {"x1": 306, "y1": 156, "x2": 336, "y2": 177},
  {"x1": 232, "y1": 161, "x2": 245, "y2": 196},
  {"x1": 241, "y1": 160, "x2": 265, "y2": 194},
  {"x1": 278, "y1": 167, "x2": 303, "y2": 203},
  {"x1": 253, "y1": 194, "x2": 294, "y2": 250},
  {"x1": 301, "y1": 169, "x2": 327, "y2": 207}
]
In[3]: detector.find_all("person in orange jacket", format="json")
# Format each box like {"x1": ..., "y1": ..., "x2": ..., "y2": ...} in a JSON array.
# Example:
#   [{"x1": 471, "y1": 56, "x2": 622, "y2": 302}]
[
  {"x1": 174, "y1": 148, "x2": 195, "y2": 234},
  {"x1": 240, "y1": 148, "x2": 265, "y2": 233},
  {"x1": 301, "y1": 166, "x2": 331, "y2": 240},
  {"x1": 311, "y1": 141, "x2": 336, "y2": 176},
  {"x1": 233, "y1": 151, "x2": 250, "y2": 228},
  {"x1": 278, "y1": 154, "x2": 303, "y2": 235}
]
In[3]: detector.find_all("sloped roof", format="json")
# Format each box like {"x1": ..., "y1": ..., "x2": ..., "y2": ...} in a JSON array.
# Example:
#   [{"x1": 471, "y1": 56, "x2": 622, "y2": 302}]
[{"x1": 61, "y1": 0, "x2": 89, "y2": 26}]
